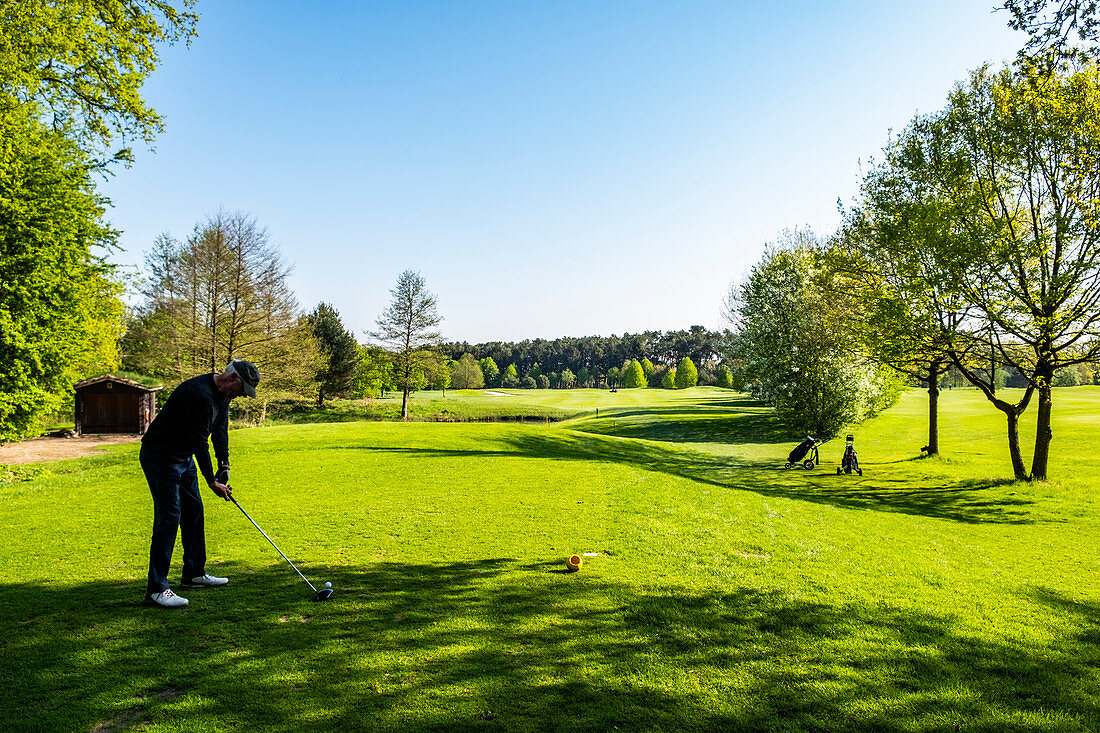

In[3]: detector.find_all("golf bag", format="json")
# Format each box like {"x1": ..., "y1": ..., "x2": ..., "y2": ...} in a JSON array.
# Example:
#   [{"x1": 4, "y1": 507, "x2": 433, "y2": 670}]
[
  {"x1": 785, "y1": 435, "x2": 827, "y2": 470},
  {"x1": 837, "y1": 434, "x2": 863, "y2": 475}
]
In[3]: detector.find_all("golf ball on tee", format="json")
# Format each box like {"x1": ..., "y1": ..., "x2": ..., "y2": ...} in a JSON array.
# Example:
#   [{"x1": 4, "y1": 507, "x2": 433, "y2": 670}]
[{"x1": 324, "y1": 582, "x2": 331, "y2": 588}]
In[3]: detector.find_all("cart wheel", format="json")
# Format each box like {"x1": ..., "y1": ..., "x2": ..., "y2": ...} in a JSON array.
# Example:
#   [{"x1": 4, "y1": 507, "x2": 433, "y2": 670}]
[
  {"x1": 784, "y1": 462, "x2": 792, "y2": 469},
  {"x1": 803, "y1": 459, "x2": 815, "y2": 470},
  {"x1": 836, "y1": 467, "x2": 842, "y2": 475}
]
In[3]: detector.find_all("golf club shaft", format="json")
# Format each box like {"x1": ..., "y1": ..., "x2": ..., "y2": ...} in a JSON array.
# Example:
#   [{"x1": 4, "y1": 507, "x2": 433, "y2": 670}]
[{"x1": 230, "y1": 497, "x2": 318, "y2": 592}]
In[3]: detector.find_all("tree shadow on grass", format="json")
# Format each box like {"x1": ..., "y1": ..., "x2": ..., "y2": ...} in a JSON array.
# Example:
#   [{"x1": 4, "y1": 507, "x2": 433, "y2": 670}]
[
  {"x1": 2, "y1": 562, "x2": 1097, "y2": 731},
  {"x1": 502, "y1": 432, "x2": 1036, "y2": 525},
  {"x1": 569, "y1": 403, "x2": 791, "y2": 445}
]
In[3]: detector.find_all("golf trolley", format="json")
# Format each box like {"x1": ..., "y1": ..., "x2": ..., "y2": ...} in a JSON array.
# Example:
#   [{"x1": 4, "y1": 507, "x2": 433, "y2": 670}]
[
  {"x1": 836, "y1": 434, "x2": 863, "y2": 476},
  {"x1": 785, "y1": 435, "x2": 829, "y2": 470}
]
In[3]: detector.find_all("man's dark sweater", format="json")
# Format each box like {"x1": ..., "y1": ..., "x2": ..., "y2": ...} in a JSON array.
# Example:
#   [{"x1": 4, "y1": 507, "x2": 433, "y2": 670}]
[{"x1": 142, "y1": 374, "x2": 230, "y2": 486}]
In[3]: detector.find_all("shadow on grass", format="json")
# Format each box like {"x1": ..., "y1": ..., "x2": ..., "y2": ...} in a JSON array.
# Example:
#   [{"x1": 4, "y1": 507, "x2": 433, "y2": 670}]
[
  {"x1": 508, "y1": 431, "x2": 1035, "y2": 525},
  {"x1": 3, "y1": 561, "x2": 1097, "y2": 732},
  {"x1": 570, "y1": 404, "x2": 790, "y2": 445}
]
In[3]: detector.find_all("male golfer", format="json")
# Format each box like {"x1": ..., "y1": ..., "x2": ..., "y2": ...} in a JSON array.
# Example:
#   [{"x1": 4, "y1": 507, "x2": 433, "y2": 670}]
[{"x1": 139, "y1": 360, "x2": 260, "y2": 608}]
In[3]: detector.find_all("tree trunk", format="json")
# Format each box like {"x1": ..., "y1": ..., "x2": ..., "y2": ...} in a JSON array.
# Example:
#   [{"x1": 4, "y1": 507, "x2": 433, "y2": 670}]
[
  {"x1": 1031, "y1": 364, "x2": 1055, "y2": 480},
  {"x1": 926, "y1": 359, "x2": 941, "y2": 456},
  {"x1": 1004, "y1": 407, "x2": 1028, "y2": 481},
  {"x1": 401, "y1": 387, "x2": 410, "y2": 420}
]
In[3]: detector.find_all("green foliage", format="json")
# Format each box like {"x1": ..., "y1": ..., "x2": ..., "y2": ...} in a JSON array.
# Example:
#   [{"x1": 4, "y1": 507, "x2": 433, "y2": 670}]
[
  {"x1": 623, "y1": 360, "x2": 647, "y2": 388},
  {"x1": 121, "y1": 212, "x2": 305, "y2": 388},
  {"x1": 479, "y1": 357, "x2": 500, "y2": 388},
  {"x1": 728, "y1": 230, "x2": 901, "y2": 437},
  {"x1": 0, "y1": 0, "x2": 198, "y2": 157},
  {"x1": 674, "y1": 357, "x2": 698, "y2": 389},
  {"x1": 307, "y1": 302, "x2": 360, "y2": 405},
  {"x1": 717, "y1": 364, "x2": 735, "y2": 389},
  {"x1": 450, "y1": 353, "x2": 485, "y2": 390},
  {"x1": 662, "y1": 368, "x2": 677, "y2": 389},
  {"x1": 528, "y1": 362, "x2": 542, "y2": 381},
  {"x1": 370, "y1": 270, "x2": 443, "y2": 419},
  {"x1": 607, "y1": 366, "x2": 621, "y2": 388},
  {"x1": 502, "y1": 363, "x2": 519, "y2": 388},
  {"x1": 0, "y1": 107, "x2": 123, "y2": 442},
  {"x1": 559, "y1": 368, "x2": 576, "y2": 388},
  {"x1": 351, "y1": 345, "x2": 394, "y2": 399},
  {"x1": 520, "y1": 375, "x2": 536, "y2": 389}
]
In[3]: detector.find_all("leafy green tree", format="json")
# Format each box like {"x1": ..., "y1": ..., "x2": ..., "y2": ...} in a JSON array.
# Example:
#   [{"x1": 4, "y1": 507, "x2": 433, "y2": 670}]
[
  {"x1": 866, "y1": 65, "x2": 1100, "y2": 479},
  {"x1": 640, "y1": 358, "x2": 656, "y2": 385},
  {"x1": 662, "y1": 368, "x2": 677, "y2": 389},
  {"x1": 0, "y1": 0, "x2": 199, "y2": 158},
  {"x1": 479, "y1": 357, "x2": 500, "y2": 388},
  {"x1": 606, "y1": 366, "x2": 621, "y2": 388},
  {"x1": 502, "y1": 363, "x2": 519, "y2": 388},
  {"x1": 559, "y1": 368, "x2": 576, "y2": 388},
  {"x1": 121, "y1": 211, "x2": 302, "y2": 384},
  {"x1": 577, "y1": 366, "x2": 590, "y2": 387},
  {"x1": 450, "y1": 353, "x2": 485, "y2": 390},
  {"x1": 623, "y1": 360, "x2": 647, "y2": 388},
  {"x1": 536, "y1": 374, "x2": 550, "y2": 389},
  {"x1": 370, "y1": 270, "x2": 443, "y2": 419},
  {"x1": 0, "y1": 107, "x2": 123, "y2": 441},
  {"x1": 528, "y1": 363, "x2": 542, "y2": 381},
  {"x1": 424, "y1": 356, "x2": 452, "y2": 395},
  {"x1": 351, "y1": 345, "x2": 393, "y2": 399},
  {"x1": 674, "y1": 357, "x2": 698, "y2": 389},
  {"x1": 717, "y1": 364, "x2": 735, "y2": 389},
  {"x1": 307, "y1": 302, "x2": 360, "y2": 405},
  {"x1": 520, "y1": 375, "x2": 536, "y2": 389},
  {"x1": 726, "y1": 230, "x2": 902, "y2": 437}
]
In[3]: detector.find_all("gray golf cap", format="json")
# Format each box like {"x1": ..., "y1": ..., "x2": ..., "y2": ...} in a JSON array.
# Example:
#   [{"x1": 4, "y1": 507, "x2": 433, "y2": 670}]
[{"x1": 227, "y1": 359, "x2": 260, "y2": 398}]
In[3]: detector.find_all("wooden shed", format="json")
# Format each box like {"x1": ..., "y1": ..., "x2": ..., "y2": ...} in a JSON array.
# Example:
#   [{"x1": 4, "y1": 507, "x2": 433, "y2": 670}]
[{"x1": 74, "y1": 375, "x2": 162, "y2": 435}]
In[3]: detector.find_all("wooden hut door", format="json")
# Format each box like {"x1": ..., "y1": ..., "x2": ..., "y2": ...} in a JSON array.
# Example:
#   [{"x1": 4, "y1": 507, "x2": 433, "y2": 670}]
[{"x1": 82, "y1": 393, "x2": 140, "y2": 433}]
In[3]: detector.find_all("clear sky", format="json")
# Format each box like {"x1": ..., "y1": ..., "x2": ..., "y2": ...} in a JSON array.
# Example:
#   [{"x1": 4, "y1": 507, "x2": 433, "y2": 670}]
[{"x1": 101, "y1": 1, "x2": 1026, "y2": 344}]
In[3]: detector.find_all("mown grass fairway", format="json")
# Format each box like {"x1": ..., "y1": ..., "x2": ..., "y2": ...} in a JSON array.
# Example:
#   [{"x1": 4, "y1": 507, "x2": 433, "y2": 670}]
[{"x1": 2, "y1": 387, "x2": 1099, "y2": 731}]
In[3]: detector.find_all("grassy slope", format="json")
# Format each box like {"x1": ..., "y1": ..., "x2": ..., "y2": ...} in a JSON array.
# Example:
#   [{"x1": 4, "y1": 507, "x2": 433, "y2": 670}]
[{"x1": 1, "y1": 387, "x2": 1098, "y2": 732}]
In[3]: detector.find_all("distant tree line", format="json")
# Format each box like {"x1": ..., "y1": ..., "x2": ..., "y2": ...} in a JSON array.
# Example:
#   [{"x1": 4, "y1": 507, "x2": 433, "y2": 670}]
[{"x1": 439, "y1": 327, "x2": 729, "y2": 388}]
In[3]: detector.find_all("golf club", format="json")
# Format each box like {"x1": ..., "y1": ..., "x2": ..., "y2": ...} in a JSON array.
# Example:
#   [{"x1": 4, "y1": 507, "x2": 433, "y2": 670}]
[{"x1": 230, "y1": 495, "x2": 333, "y2": 602}]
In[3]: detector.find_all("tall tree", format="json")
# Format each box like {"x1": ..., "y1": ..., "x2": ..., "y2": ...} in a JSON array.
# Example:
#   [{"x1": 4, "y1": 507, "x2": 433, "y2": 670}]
[
  {"x1": 0, "y1": 0, "x2": 198, "y2": 158},
  {"x1": 307, "y1": 302, "x2": 360, "y2": 406},
  {"x1": 726, "y1": 230, "x2": 902, "y2": 437},
  {"x1": 0, "y1": 107, "x2": 123, "y2": 441},
  {"x1": 479, "y1": 357, "x2": 500, "y2": 388},
  {"x1": 450, "y1": 353, "x2": 485, "y2": 390},
  {"x1": 121, "y1": 211, "x2": 303, "y2": 386},
  {"x1": 936, "y1": 64, "x2": 1100, "y2": 479},
  {"x1": 623, "y1": 360, "x2": 647, "y2": 388},
  {"x1": 674, "y1": 357, "x2": 699, "y2": 389},
  {"x1": 370, "y1": 270, "x2": 443, "y2": 420}
]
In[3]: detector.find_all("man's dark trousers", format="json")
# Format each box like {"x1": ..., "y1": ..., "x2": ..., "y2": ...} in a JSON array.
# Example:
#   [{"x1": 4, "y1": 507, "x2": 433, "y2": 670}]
[{"x1": 140, "y1": 447, "x2": 206, "y2": 594}]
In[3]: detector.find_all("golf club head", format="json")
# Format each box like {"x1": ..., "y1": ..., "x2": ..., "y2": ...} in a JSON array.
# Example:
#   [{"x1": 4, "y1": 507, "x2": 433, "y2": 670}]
[{"x1": 312, "y1": 588, "x2": 334, "y2": 602}]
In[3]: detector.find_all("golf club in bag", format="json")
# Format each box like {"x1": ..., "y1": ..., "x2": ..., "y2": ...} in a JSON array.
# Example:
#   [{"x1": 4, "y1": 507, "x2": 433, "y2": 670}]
[
  {"x1": 837, "y1": 434, "x2": 863, "y2": 475},
  {"x1": 784, "y1": 435, "x2": 830, "y2": 470},
  {"x1": 230, "y1": 496, "x2": 333, "y2": 602}
]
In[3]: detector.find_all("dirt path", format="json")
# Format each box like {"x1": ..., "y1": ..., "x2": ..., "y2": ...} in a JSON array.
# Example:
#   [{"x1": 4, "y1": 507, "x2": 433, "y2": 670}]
[{"x1": 0, "y1": 434, "x2": 140, "y2": 465}]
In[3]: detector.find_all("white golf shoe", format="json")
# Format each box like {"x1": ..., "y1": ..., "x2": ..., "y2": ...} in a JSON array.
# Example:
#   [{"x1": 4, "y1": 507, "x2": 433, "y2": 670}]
[
  {"x1": 182, "y1": 573, "x2": 229, "y2": 588},
  {"x1": 145, "y1": 588, "x2": 189, "y2": 608}
]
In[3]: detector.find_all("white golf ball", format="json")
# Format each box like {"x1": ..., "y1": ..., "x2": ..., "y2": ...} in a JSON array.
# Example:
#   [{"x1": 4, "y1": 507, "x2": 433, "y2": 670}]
[{"x1": 324, "y1": 582, "x2": 332, "y2": 588}]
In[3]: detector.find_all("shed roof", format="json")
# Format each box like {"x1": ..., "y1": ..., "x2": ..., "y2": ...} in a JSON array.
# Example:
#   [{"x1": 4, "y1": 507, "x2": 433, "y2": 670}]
[{"x1": 74, "y1": 374, "x2": 163, "y2": 392}]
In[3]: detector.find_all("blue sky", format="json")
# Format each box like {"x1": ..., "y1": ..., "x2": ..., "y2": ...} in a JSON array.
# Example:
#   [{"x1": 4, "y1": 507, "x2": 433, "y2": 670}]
[{"x1": 102, "y1": 1, "x2": 1025, "y2": 344}]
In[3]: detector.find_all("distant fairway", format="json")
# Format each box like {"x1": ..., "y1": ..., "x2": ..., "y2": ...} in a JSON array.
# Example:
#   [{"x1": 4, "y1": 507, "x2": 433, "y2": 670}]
[{"x1": 2, "y1": 387, "x2": 1098, "y2": 731}]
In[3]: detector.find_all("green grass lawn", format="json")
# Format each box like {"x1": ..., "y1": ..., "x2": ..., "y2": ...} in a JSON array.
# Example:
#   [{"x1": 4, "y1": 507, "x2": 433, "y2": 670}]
[{"x1": 2, "y1": 387, "x2": 1098, "y2": 731}]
